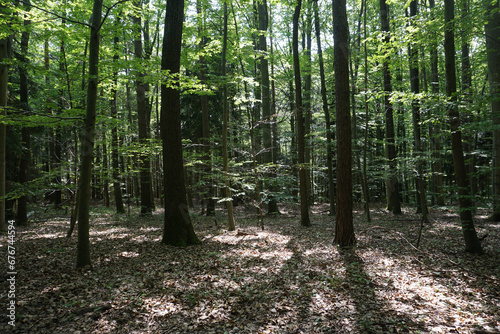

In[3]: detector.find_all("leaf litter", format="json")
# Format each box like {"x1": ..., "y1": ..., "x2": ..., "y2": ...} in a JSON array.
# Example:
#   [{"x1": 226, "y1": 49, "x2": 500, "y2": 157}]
[{"x1": 0, "y1": 203, "x2": 499, "y2": 333}]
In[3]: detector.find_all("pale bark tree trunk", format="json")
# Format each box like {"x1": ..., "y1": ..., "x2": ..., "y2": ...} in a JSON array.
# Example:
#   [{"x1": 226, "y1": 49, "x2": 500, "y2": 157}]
[
  {"x1": 161, "y1": 0, "x2": 200, "y2": 246},
  {"x1": 444, "y1": 0, "x2": 482, "y2": 254},
  {"x1": 293, "y1": 0, "x2": 311, "y2": 227},
  {"x1": 333, "y1": 0, "x2": 355, "y2": 246}
]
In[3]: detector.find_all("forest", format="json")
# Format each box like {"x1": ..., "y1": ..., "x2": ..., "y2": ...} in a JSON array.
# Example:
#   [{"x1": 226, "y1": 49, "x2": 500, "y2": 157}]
[{"x1": 0, "y1": 0, "x2": 499, "y2": 332}]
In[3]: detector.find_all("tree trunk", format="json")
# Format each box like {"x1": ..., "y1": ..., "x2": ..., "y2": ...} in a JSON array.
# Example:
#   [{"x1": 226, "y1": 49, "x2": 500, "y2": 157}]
[
  {"x1": 161, "y1": 0, "x2": 200, "y2": 246},
  {"x1": 444, "y1": 0, "x2": 482, "y2": 254},
  {"x1": 258, "y1": 0, "x2": 279, "y2": 215},
  {"x1": 0, "y1": 5, "x2": 10, "y2": 232},
  {"x1": 485, "y1": 0, "x2": 500, "y2": 221},
  {"x1": 197, "y1": 0, "x2": 215, "y2": 216},
  {"x1": 133, "y1": 0, "x2": 155, "y2": 216},
  {"x1": 333, "y1": 0, "x2": 355, "y2": 246},
  {"x1": 313, "y1": 0, "x2": 335, "y2": 216},
  {"x1": 18, "y1": 2, "x2": 31, "y2": 226},
  {"x1": 111, "y1": 19, "x2": 124, "y2": 214},
  {"x1": 292, "y1": 0, "x2": 311, "y2": 227},
  {"x1": 222, "y1": 1, "x2": 235, "y2": 231},
  {"x1": 409, "y1": 0, "x2": 428, "y2": 219},
  {"x1": 77, "y1": 0, "x2": 102, "y2": 268},
  {"x1": 379, "y1": 0, "x2": 401, "y2": 214},
  {"x1": 429, "y1": 0, "x2": 445, "y2": 206}
]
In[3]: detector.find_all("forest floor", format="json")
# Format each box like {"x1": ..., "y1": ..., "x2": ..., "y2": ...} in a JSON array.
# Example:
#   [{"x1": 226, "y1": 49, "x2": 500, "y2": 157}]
[{"x1": 0, "y1": 202, "x2": 499, "y2": 334}]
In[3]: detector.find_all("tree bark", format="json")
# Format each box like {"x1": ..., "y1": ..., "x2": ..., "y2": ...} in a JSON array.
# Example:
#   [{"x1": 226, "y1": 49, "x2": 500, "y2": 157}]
[
  {"x1": 485, "y1": 0, "x2": 500, "y2": 221},
  {"x1": 379, "y1": 0, "x2": 401, "y2": 215},
  {"x1": 313, "y1": 0, "x2": 335, "y2": 216},
  {"x1": 444, "y1": 0, "x2": 482, "y2": 254},
  {"x1": 222, "y1": 1, "x2": 235, "y2": 231},
  {"x1": 77, "y1": 0, "x2": 102, "y2": 268},
  {"x1": 18, "y1": 1, "x2": 31, "y2": 226},
  {"x1": 333, "y1": 0, "x2": 355, "y2": 246},
  {"x1": 133, "y1": 0, "x2": 155, "y2": 216},
  {"x1": 0, "y1": 4, "x2": 10, "y2": 232},
  {"x1": 161, "y1": 0, "x2": 200, "y2": 246},
  {"x1": 292, "y1": 0, "x2": 311, "y2": 227}
]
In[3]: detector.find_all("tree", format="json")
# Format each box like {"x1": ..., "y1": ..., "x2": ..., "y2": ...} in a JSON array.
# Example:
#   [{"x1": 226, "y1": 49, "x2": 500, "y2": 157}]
[
  {"x1": 444, "y1": 0, "x2": 482, "y2": 254},
  {"x1": 313, "y1": 0, "x2": 335, "y2": 216},
  {"x1": 485, "y1": 0, "x2": 500, "y2": 221},
  {"x1": 379, "y1": 0, "x2": 401, "y2": 215},
  {"x1": 77, "y1": 0, "x2": 103, "y2": 268},
  {"x1": 222, "y1": 0, "x2": 235, "y2": 231},
  {"x1": 133, "y1": 0, "x2": 155, "y2": 216},
  {"x1": 333, "y1": 0, "x2": 355, "y2": 247},
  {"x1": 161, "y1": 0, "x2": 200, "y2": 246},
  {"x1": 292, "y1": 0, "x2": 311, "y2": 227},
  {"x1": 258, "y1": 0, "x2": 279, "y2": 215},
  {"x1": 0, "y1": 2, "x2": 10, "y2": 232},
  {"x1": 17, "y1": 0, "x2": 31, "y2": 226},
  {"x1": 409, "y1": 0, "x2": 427, "y2": 219}
]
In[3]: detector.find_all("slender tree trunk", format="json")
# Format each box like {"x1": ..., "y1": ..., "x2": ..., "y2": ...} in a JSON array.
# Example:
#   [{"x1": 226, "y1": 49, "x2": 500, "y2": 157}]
[
  {"x1": 379, "y1": 0, "x2": 401, "y2": 214},
  {"x1": 484, "y1": 0, "x2": 500, "y2": 221},
  {"x1": 18, "y1": 1, "x2": 31, "y2": 226},
  {"x1": 0, "y1": 5, "x2": 10, "y2": 232},
  {"x1": 409, "y1": 0, "x2": 428, "y2": 220},
  {"x1": 258, "y1": 0, "x2": 279, "y2": 215},
  {"x1": 362, "y1": 0, "x2": 371, "y2": 222},
  {"x1": 222, "y1": 1, "x2": 235, "y2": 231},
  {"x1": 313, "y1": 0, "x2": 335, "y2": 216},
  {"x1": 161, "y1": 0, "x2": 200, "y2": 246},
  {"x1": 293, "y1": 0, "x2": 311, "y2": 227},
  {"x1": 333, "y1": 0, "x2": 355, "y2": 246},
  {"x1": 133, "y1": 0, "x2": 155, "y2": 216},
  {"x1": 77, "y1": 0, "x2": 102, "y2": 268},
  {"x1": 111, "y1": 19, "x2": 125, "y2": 214},
  {"x1": 197, "y1": 0, "x2": 215, "y2": 216},
  {"x1": 444, "y1": 0, "x2": 482, "y2": 254},
  {"x1": 429, "y1": 0, "x2": 445, "y2": 206}
]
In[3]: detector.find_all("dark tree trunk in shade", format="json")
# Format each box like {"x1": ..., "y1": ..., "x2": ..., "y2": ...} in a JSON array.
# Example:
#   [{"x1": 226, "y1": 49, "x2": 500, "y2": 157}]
[
  {"x1": 484, "y1": 0, "x2": 500, "y2": 221},
  {"x1": 444, "y1": 0, "x2": 482, "y2": 254},
  {"x1": 292, "y1": 0, "x2": 311, "y2": 227},
  {"x1": 161, "y1": 0, "x2": 200, "y2": 246},
  {"x1": 333, "y1": 0, "x2": 355, "y2": 247},
  {"x1": 18, "y1": 3, "x2": 31, "y2": 226}
]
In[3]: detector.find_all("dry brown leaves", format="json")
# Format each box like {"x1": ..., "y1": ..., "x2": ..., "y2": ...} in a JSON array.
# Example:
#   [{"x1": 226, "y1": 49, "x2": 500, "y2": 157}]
[{"x1": 0, "y1": 203, "x2": 499, "y2": 333}]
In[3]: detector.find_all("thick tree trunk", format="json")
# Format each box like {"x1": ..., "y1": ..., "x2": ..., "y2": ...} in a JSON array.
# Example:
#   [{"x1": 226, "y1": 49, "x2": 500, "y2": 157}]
[
  {"x1": 484, "y1": 0, "x2": 500, "y2": 221},
  {"x1": 444, "y1": 0, "x2": 482, "y2": 254},
  {"x1": 77, "y1": 0, "x2": 102, "y2": 268},
  {"x1": 161, "y1": 0, "x2": 200, "y2": 246},
  {"x1": 333, "y1": 0, "x2": 355, "y2": 246},
  {"x1": 292, "y1": 0, "x2": 311, "y2": 227},
  {"x1": 379, "y1": 0, "x2": 401, "y2": 214}
]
